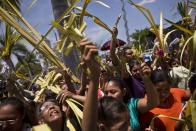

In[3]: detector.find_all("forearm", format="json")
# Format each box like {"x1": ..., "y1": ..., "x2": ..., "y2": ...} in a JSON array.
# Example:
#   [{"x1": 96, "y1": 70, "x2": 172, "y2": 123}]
[
  {"x1": 77, "y1": 71, "x2": 87, "y2": 96},
  {"x1": 151, "y1": 58, "x2": 158, "y2": 69},
  {"x1": 110, "y1": 39, "x2": 120, "y2": 66},
  {"x1": 72, "y1": 95, "x2": 86, "y2": 103},
  {"x1": 80, "y1": 38, "x2": 100, "y2": 131},
  {"x1": 121, "y1": 63, "x2": 130, "y2": 79},
  {"x1": 142, "y1": 75, "x2": 159, "y2": 112},
  {"x1": 82, "y1": 78, "x2": 99, "y2": 131},
  {"x1": 65, "y1": 75, "x2": 76, "y2": 93}
]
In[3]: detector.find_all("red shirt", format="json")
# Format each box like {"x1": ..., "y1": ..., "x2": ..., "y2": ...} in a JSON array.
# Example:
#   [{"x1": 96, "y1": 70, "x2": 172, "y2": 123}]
[{"x1": 140, "y1": 88, "x2": 186, "y2": 131}]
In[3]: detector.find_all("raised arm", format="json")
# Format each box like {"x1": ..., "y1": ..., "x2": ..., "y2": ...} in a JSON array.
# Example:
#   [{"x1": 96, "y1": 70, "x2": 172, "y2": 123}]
[
  {"x1": 80, "y1": 38, "x2": 100, "y2": 131},
  {"x1": 57, "y1": 89, "x2": 86, "y2": 104},
  {"x1": 77, "y1": 64, "x2": 88, "y2": 96},
  {"x1": 110, "y1": 27, "x2": 130, "y2": 78},
  {"x1": 137, "y1": 63, "x2": 160, "y2": 114},
  {"x1": 110, "y1": 27, "x2": 120, "y2": 67}
]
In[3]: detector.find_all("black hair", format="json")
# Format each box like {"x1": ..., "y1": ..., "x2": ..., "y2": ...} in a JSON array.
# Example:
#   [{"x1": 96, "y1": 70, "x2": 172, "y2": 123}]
[
  {"x1": 123, "y1": 46, "x2": 131, "y2": 51},
  {"x1": 44, "y1": 89, "x2": 57, "y2": 100},
  {"x1": 106, "y1": 77, "x2": 130, "y2": 103},
  {"x1": 188, "y1": 74, "x2": 196, "y2": 94},
  {"x1": 128, "y1": 60, "x2": 140, "y2": 70},
  {"x1": 151, "y1": 70, "x2": 171, "y2": 84},
  {"x1": 107, "y1": 77, "x2": 127, "y2": 91},
  {"x1": 0, "y1": 97, "x2": 25, "y2": 115},
  {"x1": 98, "y1": 96, "x2": 128, "y2": 126},
  {"x1": 122, "y1": 47, "x2": 133, "y2": 59}
]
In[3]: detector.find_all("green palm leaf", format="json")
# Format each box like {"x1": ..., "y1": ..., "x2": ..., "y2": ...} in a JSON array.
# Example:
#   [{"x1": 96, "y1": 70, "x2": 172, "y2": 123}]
[{"x1": 164, "y1": 19, "x2": 193, "y2": 35}]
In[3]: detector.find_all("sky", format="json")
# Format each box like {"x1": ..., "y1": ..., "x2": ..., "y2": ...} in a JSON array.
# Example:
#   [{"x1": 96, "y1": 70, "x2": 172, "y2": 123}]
[{"x1": 20, "y1": 0, "x2": 184, "y2": 48}]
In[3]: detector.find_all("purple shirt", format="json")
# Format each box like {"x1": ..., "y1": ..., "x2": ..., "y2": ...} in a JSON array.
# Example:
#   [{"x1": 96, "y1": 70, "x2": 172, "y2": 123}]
[{"x1": 124, "y1": 76, "x2": 145, "y2": 98}]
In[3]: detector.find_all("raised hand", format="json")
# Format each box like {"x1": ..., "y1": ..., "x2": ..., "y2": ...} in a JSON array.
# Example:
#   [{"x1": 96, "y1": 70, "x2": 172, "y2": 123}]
[
  {"x1": 79, "y1": 38, "x2": 100, "y2": 78},
  {"x1": 56, "y1": 90, "x2": 74, "y2": 104},
  {"x1": 80, "y1": 38, "x2": 98, "y2": 63},
  {"x1": 80, "y1": 38, "x2": 100, "y2": 131},
  {"x1": 112, "y1": 27, "x2": 118, "y2": 39},
  {"x1": 140, "y1": 62, "x2": 152, "y2": 77}
]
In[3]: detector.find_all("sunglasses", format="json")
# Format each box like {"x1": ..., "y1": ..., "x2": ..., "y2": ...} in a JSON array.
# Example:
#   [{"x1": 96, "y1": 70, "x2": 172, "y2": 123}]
[{"x1": 0, "y1": 119, "x2": 19, "y2": 126}]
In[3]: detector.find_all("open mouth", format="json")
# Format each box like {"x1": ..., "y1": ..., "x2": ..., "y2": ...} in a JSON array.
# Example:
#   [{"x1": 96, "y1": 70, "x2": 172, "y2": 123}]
[{"x1": 49, "y1": 109, "x2": 59, "y2": 117}]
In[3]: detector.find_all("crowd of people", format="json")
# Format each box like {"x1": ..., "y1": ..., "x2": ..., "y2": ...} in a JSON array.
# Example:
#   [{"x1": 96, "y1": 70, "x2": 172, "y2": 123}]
[{"x1": 0, "y1": 27, "x2": 196, "y2": 131}]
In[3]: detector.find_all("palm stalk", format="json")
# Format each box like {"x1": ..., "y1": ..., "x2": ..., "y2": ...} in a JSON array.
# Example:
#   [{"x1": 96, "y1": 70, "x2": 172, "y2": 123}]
[
  {"x1": 0, "y1": 2, "x2": 80, "y2": 83},
  {"x1": 128, "y1": 0, "x2": 165, "y2": 51},
  {"x1": 150, "y1": 114, "x2": 186, "y2": 130}
]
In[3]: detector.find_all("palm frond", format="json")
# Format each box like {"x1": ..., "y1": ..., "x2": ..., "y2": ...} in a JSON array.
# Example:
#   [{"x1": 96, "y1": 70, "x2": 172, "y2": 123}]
[
  {"x1": 177, "y1": 1, "x2": 186, "y2": 18},
  {"x1": 164, "y1": 18, "x2": 193, "y2": 35},
  {"x1": 0, "y1": 4, "x2": 80, "y2": 83},
  {"x1": 0, "y1": 0, "x2": 20, "y2": 12},
  {"x1": 80, "y1": 0, "x2": 92, "y2": 25},
  {"x1": 12, "y1": 43, "x2": 29, "y2": 55},
  {"x1": 150, "y1": 114, "x2": 185, "y2": 130}
]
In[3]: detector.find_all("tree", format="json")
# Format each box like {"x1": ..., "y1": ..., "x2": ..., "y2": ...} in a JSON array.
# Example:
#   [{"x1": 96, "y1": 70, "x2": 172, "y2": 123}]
[
  {"x1": 15, "y1": 53, "x2": 42, "y2": 79},
  {"x1": 0, "y1": 0, "x2": 20, "y2": 13},
  {"x1": 130, "y1": 28, "x2": 155, "y2": 51},
  {"x1": 0, "y1": 0, "x2": 20, "y2": 7},
  {"x1": 0, "y1": 24, "x2": 37, "y2": 78},
  {"x1": 0, "y1": 25, "x2": 42, "y2": 80},
  {"x1": 177, "y1": 0, "x2": 187, "y2": 18}
]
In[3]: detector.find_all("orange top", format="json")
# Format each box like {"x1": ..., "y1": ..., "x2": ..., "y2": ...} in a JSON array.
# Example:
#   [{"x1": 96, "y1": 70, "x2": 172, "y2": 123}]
[{"x1": 140, "y1": 88, "x2": 186, "y2": 131}]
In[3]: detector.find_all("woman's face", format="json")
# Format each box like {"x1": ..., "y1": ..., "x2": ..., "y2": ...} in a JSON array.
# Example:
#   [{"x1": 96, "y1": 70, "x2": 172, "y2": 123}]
[
  {"x1": 104, "y1": 81, "x2": 124, "y2": 101},
  {"x1": 0, "y1": 104, "x2": 24, "y2": 131},
  {"x1": 155, "y1": 81, "x2": 170, "y2": 103},
  {"x1": 131, "y1": 64, "x2": 141, "y2": 79},
  {"x1": 40, "y1": 101, "x2": 62, "y2": 124}
]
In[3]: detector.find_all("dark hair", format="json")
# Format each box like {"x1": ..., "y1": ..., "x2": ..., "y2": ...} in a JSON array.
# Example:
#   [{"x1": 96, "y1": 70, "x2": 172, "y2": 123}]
[
  {"x1": 0, "y1": 97, "x2": 25, "y2": 115},
  {"x1": 44, "y1": 89, "x2": 57, "y2": 100},
  {"x1": 107, "y1": 77, "x2": 127, "y2": 91},
  {"x1": 98, "y1": 96, "x2": 128, "y2": 126},
  {"x1": 123, "y1": 46, "x2": 131, "y2": 51},
  {"x1": 128, "y1": 60, "x2": 140, "y2": 70},
  {"x1": 106, "y1": 77, "x2": 130, "y2": 103},
  {"x1": 188, "y1": 74, "x2": 196, "y2": 94},
  {"x1": 151, "y1": 70, "x2": 171, "y2": 84}
]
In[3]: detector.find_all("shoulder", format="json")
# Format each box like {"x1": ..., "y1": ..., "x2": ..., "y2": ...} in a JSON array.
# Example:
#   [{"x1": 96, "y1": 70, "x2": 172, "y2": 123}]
[
  {"x1": 170, "y1": 88, "x2": 186, "y2": 93},
  {"x1": 127, "y1": 98, "x2": 139, "y2": 108},
  {"x1": 170, "y1": 88, "x2": 186, "y2": 97}
]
